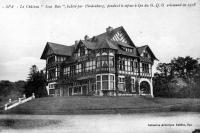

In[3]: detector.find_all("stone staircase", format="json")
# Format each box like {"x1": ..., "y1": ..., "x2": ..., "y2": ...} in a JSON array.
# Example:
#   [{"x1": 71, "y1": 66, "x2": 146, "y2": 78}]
[{"x1": 4, "y1": 93, "x2": 35, "y2": 111}]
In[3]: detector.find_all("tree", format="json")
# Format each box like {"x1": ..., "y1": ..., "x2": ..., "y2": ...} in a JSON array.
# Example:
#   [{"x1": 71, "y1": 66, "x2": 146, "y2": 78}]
[
  {"x1": 24, "y1": 65, "x2": 47, "y2": 98},
  {"x1": 171, "y1": 56, "x2": 198, "y2": 78},
  {"x1": 156, "y1": 63, "x2": 172, "y2": 77},
  {"x1": 154, "y1": 56, "x2": 200, "y2": 98}
]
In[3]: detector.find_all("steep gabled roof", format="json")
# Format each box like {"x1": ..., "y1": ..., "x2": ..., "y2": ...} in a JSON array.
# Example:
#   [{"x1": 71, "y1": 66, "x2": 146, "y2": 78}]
[
  {"x1": 137, "y1": 45, "x2": 158, "y2": 60},
  {"x1": 81, "y1": 39, "x2": 118, "y2": 50},
  {"x1": 89, "y1": 26, "x2": 135, "y2": 47},
  {"x1": 41, "y1": 26, "x2": 157, "y2": 61},
  {"x1": 40, "y1": 42, "x2": 74, "y2": 59}
]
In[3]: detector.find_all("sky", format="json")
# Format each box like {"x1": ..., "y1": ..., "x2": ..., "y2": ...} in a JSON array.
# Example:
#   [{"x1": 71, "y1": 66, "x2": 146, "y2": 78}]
[{"x1": 0, "y1": 0, "x2": 200, "y2": 81}]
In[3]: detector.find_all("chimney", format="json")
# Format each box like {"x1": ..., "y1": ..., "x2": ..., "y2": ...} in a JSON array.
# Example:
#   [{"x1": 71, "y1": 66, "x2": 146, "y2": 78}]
[
  {"x1": 92, "y1": 36, "x2": 97, "y2": 42},
  {"x1": 106, "y1": 26, "x2": 113, "y2": 33},
  {"x1": 84, "y1": 35, "x2": 89, "y2": 41},
  {"x1": 75, "y1": 40, "x2": 79, "y2": 48},
  {"x1": 75, "y1": 40, "x2": 79, "y2": 45}
]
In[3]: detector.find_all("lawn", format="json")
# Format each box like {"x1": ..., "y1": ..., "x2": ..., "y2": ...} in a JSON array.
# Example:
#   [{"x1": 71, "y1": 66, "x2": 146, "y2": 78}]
[{"x1": 1, "y1": 96, "x2": 200, "y2": 114}]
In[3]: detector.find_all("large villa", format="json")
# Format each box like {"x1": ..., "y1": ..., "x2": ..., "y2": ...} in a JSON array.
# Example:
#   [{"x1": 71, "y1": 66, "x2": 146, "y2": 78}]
[{"x1": 40, "y1": 26, "x2": 158, "y2": 97}]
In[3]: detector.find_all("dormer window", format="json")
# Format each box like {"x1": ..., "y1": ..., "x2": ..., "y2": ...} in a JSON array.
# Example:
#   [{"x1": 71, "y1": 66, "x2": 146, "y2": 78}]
[{"x1": 47, "y1": 56, "x2": 55, "y2": 64}]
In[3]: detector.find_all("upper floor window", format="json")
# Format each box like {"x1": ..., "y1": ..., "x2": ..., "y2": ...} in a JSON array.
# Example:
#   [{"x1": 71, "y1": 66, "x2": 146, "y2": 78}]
[
  {"x1": 109, "y1": 56, "x2": 114, "y2": 68},
  {"x1": 125, "y1": 48, "x2": 133, "y2": 52},
  {"x1": 86, "y1": 60, "x2": 96, "y2": 72},
  {"x1": 64, "y1": 67, "x2": 70, "y2": 76},
  {"x1": 101, "y1": 56, "x2": 108, "y2": 67},
  {"x1": 80, "y1": 46, "x2": 86, "y2": 56},
  {"x1": 142, "y1": 63, "x2": 150, "y2": 73},
  {"x1": 48, "y1": 68, "x2": 56, "y2": 79},
  {"x1": 47, "y1": 56, "x2": 55, "y2": 64},
  {"x1": 96, "y1": 52, "x2": 114, "y2": 68},
  {"x1": 57, "y1": 56, "x2": 66, "y2": 62}
]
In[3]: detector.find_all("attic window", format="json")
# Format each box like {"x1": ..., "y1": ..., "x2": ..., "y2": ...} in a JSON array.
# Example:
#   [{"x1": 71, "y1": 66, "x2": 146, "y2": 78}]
[{"x1": 125, "y1": 48, "x2": 133, "y2": 52}]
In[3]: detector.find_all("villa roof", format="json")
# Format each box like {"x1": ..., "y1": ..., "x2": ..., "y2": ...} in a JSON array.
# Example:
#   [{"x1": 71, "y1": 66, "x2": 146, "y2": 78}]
[
  {"x1": 40, "y1": 42, "x2": 74, "y2": 59},
  {"x1": 41, "y1": 26, "x2": 157, "y2": 61},
  {"x1": 137, "y1": 45, "x2": 158, "y2": 60}
]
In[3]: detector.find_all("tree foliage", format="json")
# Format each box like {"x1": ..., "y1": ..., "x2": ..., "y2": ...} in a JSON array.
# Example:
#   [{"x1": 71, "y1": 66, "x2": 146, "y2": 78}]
[
  {"x1": 24, "y1": 65, "x2": 47, "y2": 98},
  {"x1": 0, "y1": 80, "x2": 25, "y2": 103},
  {"x1": 154, "y1": 56, "x2": 200, "y2": 98}
]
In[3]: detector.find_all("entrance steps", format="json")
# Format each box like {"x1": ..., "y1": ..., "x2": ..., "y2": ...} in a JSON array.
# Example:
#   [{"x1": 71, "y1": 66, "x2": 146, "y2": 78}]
[{"x1": 4, "y1": 93, "x2": 35, "y2": 111}]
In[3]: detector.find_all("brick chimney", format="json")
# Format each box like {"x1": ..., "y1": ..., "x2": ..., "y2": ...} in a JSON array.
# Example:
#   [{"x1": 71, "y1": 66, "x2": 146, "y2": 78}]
[
  {"x1": 84, "y1": 35, "x2": 89, "y2": 41},
  {"x1": 106, "y1": 26, "x2": 113, "y2": 33}
]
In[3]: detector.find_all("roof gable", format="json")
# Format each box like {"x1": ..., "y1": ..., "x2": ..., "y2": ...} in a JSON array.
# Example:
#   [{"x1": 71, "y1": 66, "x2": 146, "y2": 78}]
[
  {"x1": 40, "y1": 42, "x2": 74, "y2": 59},
  {"x1": 137, "y1": 45, "x2": 158, "y2": 60}
]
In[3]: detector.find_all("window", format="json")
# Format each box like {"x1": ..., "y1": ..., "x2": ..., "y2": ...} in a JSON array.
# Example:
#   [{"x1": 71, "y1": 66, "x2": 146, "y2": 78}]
[
  {"x1": 77, "y1": 49, "x2": 80, "y2": 57},
  {"x1": 109, "y1": 56, "x2": 114, "y2": 68},
  {"x1": 49, "y1": 89, "x2": 55, "y2": 95},
  {"x1": 74, "y1": 87, "x2": 81, "y2": 94},
  {"x1": 76, "y1": 63, "x2": 83, "y2": 74},
  {"x1": 48, "y1": 69, "x2": 56, "y2": 79},
  {"x1": 130, "y1": 61, "x2": 134, "y2": 72},
  {"x1": 57, "y1": 56, "x2": 66, "y2": 62},
  {"x1": 96, "y1": 52, "x2": 114, "y2": 69},
  {"x1": 118, "y1": 77, "x2": 125, "y2": 91},
  {"x1": 49, "y1": 84, "x2": 55, "y2": 89},
  {"x1": 80, "y1": 46, "x2": 85, "y2": 56},
  {"x1": 119, "y1": 57, "x2": 136, "y2": 74},
  {"x1": 92, "y1": 60, "x2": 96, "y2": 70},
  {"x1": 119, "y1": 60, "x2": 122, "y2": 70},
  {"x1": 86, "y1": 60, "x2": 96, "y2": 72},
  {"x1": 110, "y1": 75, "x2": 115, "y2": 90},
  {"x1": 91, "y1": 84, "x2": 96, "y2": 91},
  {"x1": 97, "y1": 57, "x2": 101, "y2": 68},
  {"x1": 142, "y1": 63, "x2": 149, "y2": 73},
  {"x1": 131, "y1": 78, "x2": 136, "y2": 92},
  {"x1": 102, "y1": 75, "x2": 108, "y2": 90},
  {"x1": 47, "y1": 56, "x2": 55, "y2": 64},
  {"x1": 63, "y1": 67, "x2": 70, "y2": 76},
  {"x1": 101, "y1": 56, "x2": 108, "y2": 67},
  {"x1": 96, "y1": 76, "x2": 101, "y2": 90},
  {"x1": 71, "y1": 65, "x2": 75, "y2": 76}
]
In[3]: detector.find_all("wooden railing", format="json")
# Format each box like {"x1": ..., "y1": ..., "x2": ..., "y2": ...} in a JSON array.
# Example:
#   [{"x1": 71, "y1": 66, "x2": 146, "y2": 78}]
[{"x1": 4, "y1": 93, "x2": 35, "y2": 111}]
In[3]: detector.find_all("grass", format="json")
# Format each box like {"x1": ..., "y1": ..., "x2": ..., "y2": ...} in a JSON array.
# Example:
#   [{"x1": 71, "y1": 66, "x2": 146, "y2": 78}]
[{"x1": 1, "y1": 96, "x2": 200, "y2": 114}]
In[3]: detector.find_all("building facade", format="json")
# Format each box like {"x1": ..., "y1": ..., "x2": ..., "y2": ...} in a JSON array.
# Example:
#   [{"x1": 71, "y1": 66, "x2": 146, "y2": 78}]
[{"x1": 40, "y1": 26, "x2": 158, "y2": 97}]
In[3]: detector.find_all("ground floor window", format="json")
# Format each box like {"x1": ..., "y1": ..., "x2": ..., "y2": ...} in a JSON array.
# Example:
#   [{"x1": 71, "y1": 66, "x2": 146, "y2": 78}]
[
  {"x1": 131, "y1": 78, "x2": 136, "y2": 92},
  {"x1": 73, "y1": 86, "x2": 81, "y2": 94},
  {"x1": 110, "y1": 75, "x2": 115, "y2": 90},
  {"x1": 118, "y1": 76, "x2": 125, "y2": 91},
  {"x1": 49, "y1": 89, "x2": 55, "y2": 95},
  {"x1": 91, "y1": 83, "x2": 96, "y2": 91},
  {"x1": 96, "y1": 75, "x2": 101, "y2": 90},
  {"x1": 96, "y1": 74, "x2": 115, "y2": 90},
  {"x1": 102, "y1": 75, "x2": 109, "y2": 90}
]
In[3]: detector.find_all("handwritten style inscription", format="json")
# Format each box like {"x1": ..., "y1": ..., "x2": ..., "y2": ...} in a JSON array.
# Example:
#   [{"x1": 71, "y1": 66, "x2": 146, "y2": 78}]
[{"x1": 1, "y1": 2, "x2": 197, "y2": 9}]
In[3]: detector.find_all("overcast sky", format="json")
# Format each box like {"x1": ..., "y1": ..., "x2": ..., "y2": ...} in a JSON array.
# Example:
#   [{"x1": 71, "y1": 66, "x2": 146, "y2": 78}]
[{"x1": 0, "y1": 0, "x2": 200, "y2": 81}]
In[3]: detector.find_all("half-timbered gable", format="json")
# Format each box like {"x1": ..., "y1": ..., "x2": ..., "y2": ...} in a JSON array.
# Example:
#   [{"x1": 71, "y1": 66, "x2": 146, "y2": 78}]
[{"x1": 41, "y1": 26, "x2": 158, "y2": 97}]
